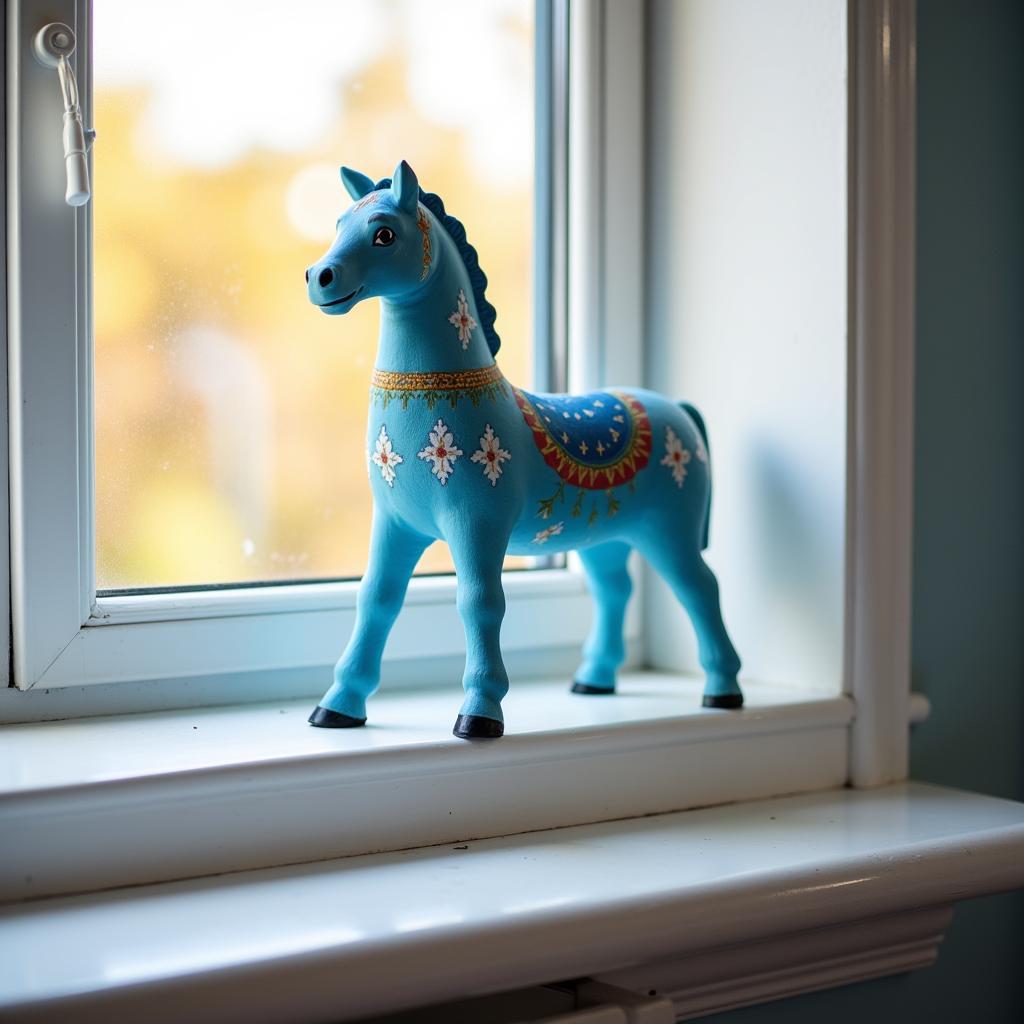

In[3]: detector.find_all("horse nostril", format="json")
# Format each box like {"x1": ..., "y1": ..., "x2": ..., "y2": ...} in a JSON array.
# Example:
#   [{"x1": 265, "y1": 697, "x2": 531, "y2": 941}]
[
  {"x1": 318, "y1": 267, "x2": 334, "y2": 288},
  {"x1": 305, "y1": 268, "x2": 310, "y2": 284}
]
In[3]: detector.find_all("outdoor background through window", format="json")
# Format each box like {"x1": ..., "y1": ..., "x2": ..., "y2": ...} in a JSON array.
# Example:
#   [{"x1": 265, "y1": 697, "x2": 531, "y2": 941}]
[{"x1": 94, "y1": 0, "x2": 535, "y2": 590}]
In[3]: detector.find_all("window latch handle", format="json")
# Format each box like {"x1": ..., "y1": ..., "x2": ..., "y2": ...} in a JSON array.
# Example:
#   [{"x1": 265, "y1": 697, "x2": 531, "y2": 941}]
[{"x1": 33, "y1": 22, "x2": 95, "y2": 207}]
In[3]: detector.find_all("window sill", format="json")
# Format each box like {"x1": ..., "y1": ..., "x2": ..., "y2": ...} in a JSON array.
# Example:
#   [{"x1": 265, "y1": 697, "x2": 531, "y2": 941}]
[
  {"x1": 2, "y1": 783, "x2": 1023, "y2": 1023},
  {"x1": 0, "y1": 672, "x2": 851, "y2": 901}
]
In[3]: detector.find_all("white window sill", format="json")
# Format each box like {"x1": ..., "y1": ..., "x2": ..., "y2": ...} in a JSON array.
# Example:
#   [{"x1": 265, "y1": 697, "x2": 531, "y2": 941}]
[
  {"x1": 1, "y1": 672, "x2": 851, "y2": 901},
  {"x1": 2, "y1": 783, "x2": 1023, "y2": 1023}
]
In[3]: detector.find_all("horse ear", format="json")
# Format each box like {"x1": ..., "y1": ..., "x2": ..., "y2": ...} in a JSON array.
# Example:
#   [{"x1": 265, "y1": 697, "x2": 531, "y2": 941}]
[
  {"x1": 391, "y1": 160, "x2": 419, "y2": 214},
  {"x1": 340, "y1": 166, "x2": 375, "y2": 200}
]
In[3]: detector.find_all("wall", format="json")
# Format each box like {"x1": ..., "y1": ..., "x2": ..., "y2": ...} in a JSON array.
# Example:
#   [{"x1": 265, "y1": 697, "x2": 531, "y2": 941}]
[
  {"x1": 643, "y1": 0, "x2": 848, "y2": 696},
  {"x1": 694, "y1": 0, "x2": 1024, "y2": 1020}
]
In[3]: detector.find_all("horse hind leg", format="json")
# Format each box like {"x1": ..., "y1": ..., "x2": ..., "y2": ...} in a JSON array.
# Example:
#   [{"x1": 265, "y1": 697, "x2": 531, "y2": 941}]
[
  {"x1": 638, "y1": 537, "x2": 743, "y2": 708},
  {"x1": 572, "y1": 540, "x2": 633, "y2": 695}
]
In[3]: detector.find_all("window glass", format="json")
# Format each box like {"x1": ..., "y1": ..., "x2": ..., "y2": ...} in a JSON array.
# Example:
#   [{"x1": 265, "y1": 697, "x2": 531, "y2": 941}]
[{"x1": 93, "y1": 0, "x2": 535, "y2": 590}]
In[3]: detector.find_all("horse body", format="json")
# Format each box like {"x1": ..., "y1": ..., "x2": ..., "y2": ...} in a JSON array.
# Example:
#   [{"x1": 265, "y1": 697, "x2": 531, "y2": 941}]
[{"x1": 306, "y1": 161, "x2": 741, "y2": 738}]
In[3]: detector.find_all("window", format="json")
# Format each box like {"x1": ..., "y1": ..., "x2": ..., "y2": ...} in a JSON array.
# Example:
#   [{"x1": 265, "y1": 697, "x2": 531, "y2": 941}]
[
  {"x1": 7, "y1": 0, "x2": 597, "y2": 692},
  {"x1": 3, "y1": 0, "x2": 919, "y2": 908},
  {"x1": 5, "y1": 0, "x2": 915, "y2": 799}
]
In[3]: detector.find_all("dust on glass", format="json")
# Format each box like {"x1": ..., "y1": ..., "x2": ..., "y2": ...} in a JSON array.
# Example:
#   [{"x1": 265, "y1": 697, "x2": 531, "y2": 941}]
[{"x1": 92, "y1": 0, "x2": 534, "y2": 590}]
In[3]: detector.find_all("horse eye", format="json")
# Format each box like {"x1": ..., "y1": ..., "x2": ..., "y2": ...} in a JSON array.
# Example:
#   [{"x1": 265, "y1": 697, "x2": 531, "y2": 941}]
[{"x1": 373, "y1": 227, "x2": 396, "y2": 247}]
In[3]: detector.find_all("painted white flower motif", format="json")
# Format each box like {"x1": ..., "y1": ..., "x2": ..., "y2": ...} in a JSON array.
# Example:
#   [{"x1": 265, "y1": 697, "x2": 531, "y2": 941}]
[
  {"x1": 470, "y1": 424, "x2": 511, "y2": 486},
  {"x1": 418, "y1": 419, "x2": 463, "y2": 485},
  {"x1": 533, "y1": 522, "x2": 565, "y2": 545},
  {"x1": 371, "y1": 425, "x2": 404, "y2": 487},
  {"x1": 448, "y1": 289, "x2": 478, "y2": 350},
  {"x1": 694, "y1": 436, "x2": 708, "y2": 463},
  {"x1": 661, "y1": 426, "x2": 692, "y2": 488}
]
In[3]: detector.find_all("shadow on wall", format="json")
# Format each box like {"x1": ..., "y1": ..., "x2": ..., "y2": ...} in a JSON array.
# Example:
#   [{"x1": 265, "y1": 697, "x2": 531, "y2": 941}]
[{"x1": 749, "y1": 441, "x2": 840, "y2": 686}]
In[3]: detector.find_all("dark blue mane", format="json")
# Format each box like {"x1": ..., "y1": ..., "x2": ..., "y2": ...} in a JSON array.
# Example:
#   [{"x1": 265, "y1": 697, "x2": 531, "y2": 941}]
[{"x1": 373, "y1": 178, "x2": 500, "y2": 357}]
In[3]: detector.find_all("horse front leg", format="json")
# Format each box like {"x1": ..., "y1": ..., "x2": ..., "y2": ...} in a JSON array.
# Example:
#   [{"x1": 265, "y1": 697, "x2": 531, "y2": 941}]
[
  {"x1": 309, "y1": 510, "x2": 431, "y2": 727},
  {"x1": 447, "y1": 523, "x2": 512, "y2": 739}
]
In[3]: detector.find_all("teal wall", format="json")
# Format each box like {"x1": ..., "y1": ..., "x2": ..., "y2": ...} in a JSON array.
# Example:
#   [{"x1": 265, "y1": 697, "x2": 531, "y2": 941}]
[{"x1": 705, "y1": 1, "x2": 1024, "y2": 1020}]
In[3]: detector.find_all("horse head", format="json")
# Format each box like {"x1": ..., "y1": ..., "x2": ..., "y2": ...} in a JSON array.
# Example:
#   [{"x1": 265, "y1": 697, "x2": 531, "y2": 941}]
[{"x1": 306, "y1": 160, "x2": 429, "y2": 315}]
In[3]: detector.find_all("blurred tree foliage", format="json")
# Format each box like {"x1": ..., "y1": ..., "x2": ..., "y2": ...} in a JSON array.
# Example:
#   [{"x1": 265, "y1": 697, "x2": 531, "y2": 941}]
[{"x1": 94, "y1": 50, "x2": 533, "y2": 589}]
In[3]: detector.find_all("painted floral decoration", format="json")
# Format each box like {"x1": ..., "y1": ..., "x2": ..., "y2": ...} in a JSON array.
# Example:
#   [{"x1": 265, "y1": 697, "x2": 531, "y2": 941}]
[
  {"x1": 694, "y1": 435, "x2": 708, "y2": 463},
  {"x1": 448, "y1": 289, "x2": 478, "y2": 350},
  {"x1": 371, "y1": 425, "x2": 403, "y2": 487},
  {"x1": 532, "y1": 521, "x2": 565, "y2": 545},
  {"x1": 470, "y1": 424, "x2": 512, "y2": 486},
  {"x1": 661, "y1": 426, "x2": 692, "y2": 488},
  {"x1": 418, "y1": 419, "x2": 464, "y2": 485}
]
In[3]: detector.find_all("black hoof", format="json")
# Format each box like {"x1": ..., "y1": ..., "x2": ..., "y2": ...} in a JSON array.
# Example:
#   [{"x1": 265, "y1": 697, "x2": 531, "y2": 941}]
[
  {"x1": 453, "y1": 714, "x2": 504, "y2": 739},
  {"x1": 308, "y1": 706, "x2": 366, "y2": 728},
  {"x1": 702, "y1": 693, "x2": 744, "y2": 709},
  {"x1": 571, "y1": 682, "x2": 616, "y2": 695}
]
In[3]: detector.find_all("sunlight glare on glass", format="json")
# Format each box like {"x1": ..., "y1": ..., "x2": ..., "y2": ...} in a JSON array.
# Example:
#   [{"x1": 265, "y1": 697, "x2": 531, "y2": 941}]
[
  {"x1": 93, "y1": 0, "x2": 384, "y2": 168},
  {"x1": 286, "y1": 162, "x2": 348, "y2": 242}
]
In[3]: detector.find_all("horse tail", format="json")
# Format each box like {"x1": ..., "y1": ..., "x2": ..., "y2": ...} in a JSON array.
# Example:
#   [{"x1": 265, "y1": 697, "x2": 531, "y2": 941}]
[{"x1": 680, "y1": 401, "x2": 711, "y2": 550}]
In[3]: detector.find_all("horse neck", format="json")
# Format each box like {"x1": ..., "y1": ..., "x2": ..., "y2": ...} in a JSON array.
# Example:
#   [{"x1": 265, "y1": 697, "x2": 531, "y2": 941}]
[{"x1": 375, "y1": 232, "x2": 496, "y2": 373}]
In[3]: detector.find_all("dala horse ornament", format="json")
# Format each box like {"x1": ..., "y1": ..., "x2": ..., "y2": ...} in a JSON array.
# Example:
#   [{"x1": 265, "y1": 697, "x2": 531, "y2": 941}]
[{"x1": 306, "y1": 161, "x2": 742, "y2": 739}]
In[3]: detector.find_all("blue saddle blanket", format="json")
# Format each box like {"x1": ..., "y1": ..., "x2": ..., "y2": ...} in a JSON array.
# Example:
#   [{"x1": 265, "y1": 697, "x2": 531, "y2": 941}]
[{"x1": 513, "y1": 388, "x2": 652, "y2": 489}]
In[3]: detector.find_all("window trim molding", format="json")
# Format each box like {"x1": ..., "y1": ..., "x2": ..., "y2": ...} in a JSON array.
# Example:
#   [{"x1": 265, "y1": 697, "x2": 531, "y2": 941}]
[
  {"x1": 3, "y1": 783, "x2": 1022, "y2": 1020},
  {"x1": 29, "y1": 570, "x2": 595, "y2": 691},
  {"x1": 7, "y1": 0, "x2": 92, "y2": 688},
  {"x1": 565, "y1": 0, "x2": 648, "y2": 647},
  {"x1": 1, "y1": 1, "x2": 11, "y2": 687},
  {"x1": 845, "y1": 0, "x2": 917, "y2": 787},
  {"x1": 533, "y1": 0, "x2": 569, "y2": 394},
  {"x1": 566, "y1": 0, "x2": 646, "y2": 393},
  {"x1": 2, "y1": 674, "x2": 854, "y2": 901}
]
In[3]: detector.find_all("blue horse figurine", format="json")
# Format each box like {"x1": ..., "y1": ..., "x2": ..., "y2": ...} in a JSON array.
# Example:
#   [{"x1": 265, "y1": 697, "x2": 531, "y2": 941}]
[{"x1": 306, "y1": 161, "x2": 742, "y2": 739}]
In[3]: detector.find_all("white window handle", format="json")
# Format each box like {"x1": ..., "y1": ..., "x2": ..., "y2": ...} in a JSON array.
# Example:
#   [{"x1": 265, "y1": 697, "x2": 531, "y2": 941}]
[{"x1": 32, "y1": 22, "x2": 95, "y2": 207}]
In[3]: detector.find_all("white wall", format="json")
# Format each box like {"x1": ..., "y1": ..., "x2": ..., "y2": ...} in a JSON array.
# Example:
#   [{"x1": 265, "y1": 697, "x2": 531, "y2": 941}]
[{"x1": 643, "y1": 0, "x2": 847, "y2": 693}]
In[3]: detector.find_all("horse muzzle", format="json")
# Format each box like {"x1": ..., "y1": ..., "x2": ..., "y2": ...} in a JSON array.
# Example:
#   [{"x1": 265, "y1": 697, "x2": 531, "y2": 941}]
[{"x1": 306, "y1": 262, "x2": 361, "y2": 312}]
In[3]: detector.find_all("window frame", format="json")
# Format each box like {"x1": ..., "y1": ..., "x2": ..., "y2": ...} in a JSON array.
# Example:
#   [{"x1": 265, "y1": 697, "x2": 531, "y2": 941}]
[
  {"x1": 0, "y1": 2, "x2": 10, "y2": 690},
  {"x1": 845, "y1": 0, "x2": 916, "y2": 786},
  {"x1": 5, "y1": 0, "x2": 619, "y2": 693},
  {"x1": 3, "y1": 0, "x2": 916, "y2": 800}
]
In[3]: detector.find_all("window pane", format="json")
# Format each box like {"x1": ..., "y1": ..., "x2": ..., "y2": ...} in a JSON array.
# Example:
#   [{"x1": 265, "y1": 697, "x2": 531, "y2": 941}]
[{"x1": 93, "y1": 0, "x2": 535, "y2": 590}]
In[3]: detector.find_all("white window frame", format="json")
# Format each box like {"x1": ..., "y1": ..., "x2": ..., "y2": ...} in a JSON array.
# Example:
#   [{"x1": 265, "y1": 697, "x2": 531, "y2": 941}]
[
  {"x1": 5, "y1": 0, "x2": 629, "y2": 693},
  {"x1": 845, "y1": 0, "x2": 916, "y2": 786},
  {"x1": 4, "y1": 0, "x2": 916, "y2": 798}
]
